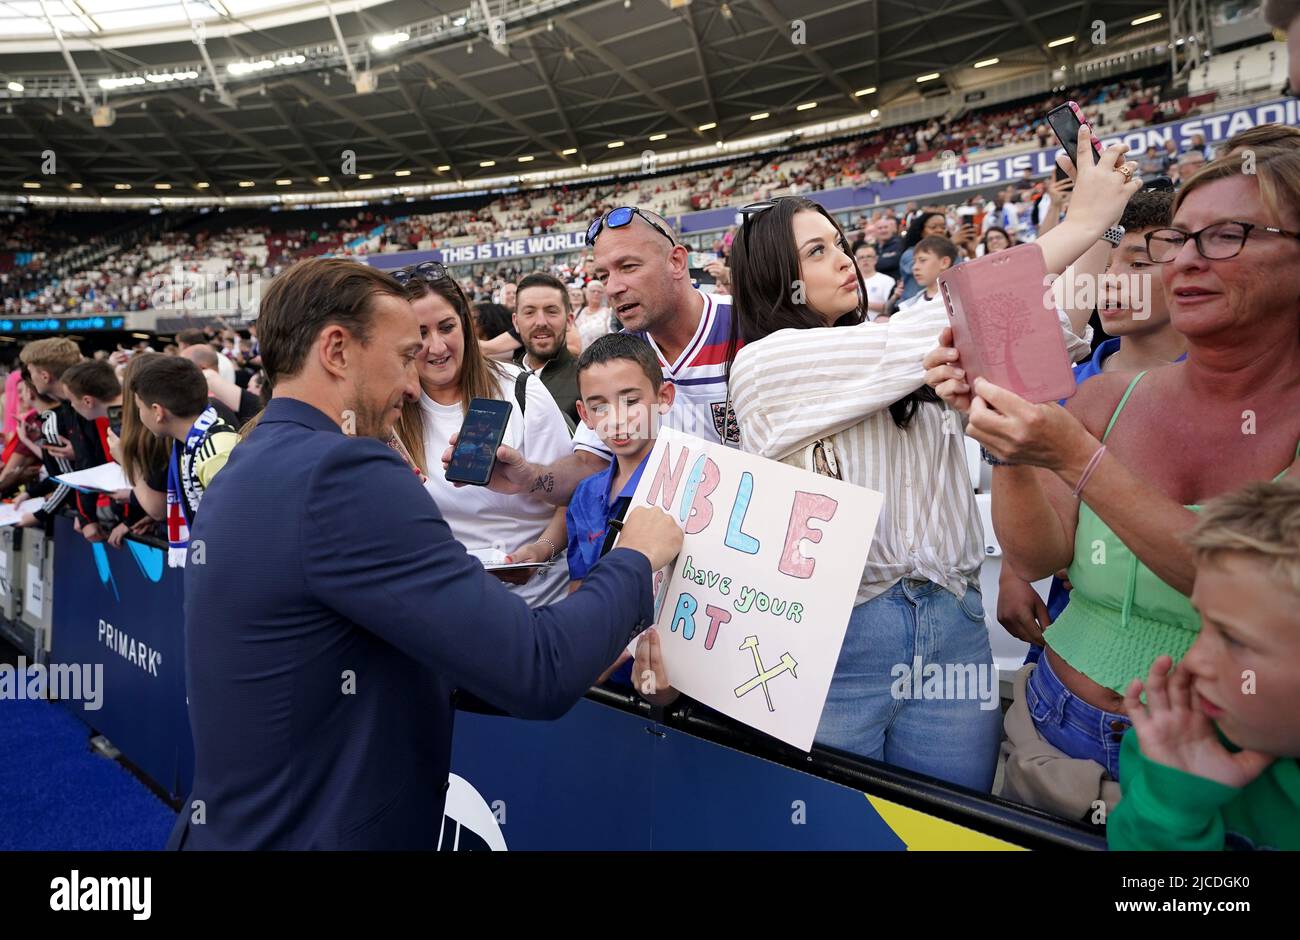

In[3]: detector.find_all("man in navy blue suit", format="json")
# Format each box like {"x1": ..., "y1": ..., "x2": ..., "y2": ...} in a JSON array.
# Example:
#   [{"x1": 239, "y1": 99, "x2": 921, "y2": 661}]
[{"x1": 169, "y1": 257, "x2": 682, "y2": 850}]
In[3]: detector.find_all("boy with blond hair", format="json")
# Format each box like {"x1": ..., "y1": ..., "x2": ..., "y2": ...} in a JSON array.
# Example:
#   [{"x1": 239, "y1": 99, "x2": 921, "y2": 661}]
[{"x1": 1109, "y1": 478, "x2": 1300, "y2": 850}]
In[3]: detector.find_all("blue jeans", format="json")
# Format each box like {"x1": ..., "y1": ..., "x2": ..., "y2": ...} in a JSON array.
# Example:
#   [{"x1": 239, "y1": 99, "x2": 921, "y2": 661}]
[
  {"x1": 814, "y1": 578, "x2": 1002, "y2": 792},
  {"x1": 1025, "y1": 651, "x2": 1132, "y2": 781}
]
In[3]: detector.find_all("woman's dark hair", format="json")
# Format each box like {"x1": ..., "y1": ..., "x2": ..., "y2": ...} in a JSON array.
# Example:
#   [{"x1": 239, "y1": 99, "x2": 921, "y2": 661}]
[
  {"x1": 903, "y1": 211, "x2": 948, "y2": 250},
  {"x1": 981, "y1": 226, "x2": 1012, "y2": 253},
  {"x1": 728, "y1": 196, "x2": 937, "y2": 430},
  {"x1": 473, "y1": 302, "x2": 515, "y2": 341}
]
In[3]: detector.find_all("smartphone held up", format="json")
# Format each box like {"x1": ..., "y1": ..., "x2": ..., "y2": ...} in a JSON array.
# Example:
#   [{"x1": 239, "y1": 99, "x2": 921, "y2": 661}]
[
  {"x1": 1045, "y1": 100, "x2": 1104, "y2": 171},
  {"x1": 445, "y1": 397, "x2": 513, "y2": 486}
]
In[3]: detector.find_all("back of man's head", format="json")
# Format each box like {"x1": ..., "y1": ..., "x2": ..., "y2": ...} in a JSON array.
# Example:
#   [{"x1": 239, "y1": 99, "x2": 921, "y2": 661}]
[
  {"x1": 176, "y1": 329, "x2": 207, "y2": 349},
  {"x1": 132, "y1": 355, "x2": 209, "y2": 419},
  {"x1": 62, "y1": 360, "x2": 121, "y2": 402},
  {"x1": 19, "y1": 337, "x2": 82, "y2": 379},
  {"x1": 256, "y1": 257, "x2": 406, "y2": 386},
  {"x1": 181, "y1": 343, "x2": 220, "y2": 372}
]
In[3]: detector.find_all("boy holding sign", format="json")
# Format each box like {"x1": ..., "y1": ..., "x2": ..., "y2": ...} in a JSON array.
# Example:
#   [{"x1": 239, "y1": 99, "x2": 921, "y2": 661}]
[{"x1": 566, "y1": 334, "x2": 678, "y2": 701}]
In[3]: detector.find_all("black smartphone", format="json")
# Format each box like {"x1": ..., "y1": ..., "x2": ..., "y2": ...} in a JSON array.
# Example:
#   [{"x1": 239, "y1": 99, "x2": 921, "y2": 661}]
[
  {"x1": 1046, "y1": 101, "x2": 1104, "y2": 170},
  {"x1": 445, "y1": 397, "x2": 513, "y2": 486},
  {"x1": 107, "y1": 404, "x2": 123, "y2": 435}
]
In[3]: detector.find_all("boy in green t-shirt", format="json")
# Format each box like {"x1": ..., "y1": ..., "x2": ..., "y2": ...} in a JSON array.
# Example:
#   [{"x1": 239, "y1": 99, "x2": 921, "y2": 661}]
[{"x1": 1109, "y1": 478, "x2": 1300, "y2": 850}]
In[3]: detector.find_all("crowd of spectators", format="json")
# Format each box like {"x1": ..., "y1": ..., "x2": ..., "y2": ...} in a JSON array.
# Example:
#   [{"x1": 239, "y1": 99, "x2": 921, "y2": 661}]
[
  {"x1": 2, "y1": 112, "x2": 1299, "y2": 852},
  {"x1": 3, "y1": 67, "x2": 1213, "y2": 321}
]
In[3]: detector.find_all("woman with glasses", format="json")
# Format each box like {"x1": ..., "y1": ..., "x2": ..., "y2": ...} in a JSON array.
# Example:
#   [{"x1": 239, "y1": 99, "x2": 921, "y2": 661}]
[
  {"x1": 924, "y1": 139, "x2": 1300, "y2": 806},
  {"x1": 978, "y1": 226, "x2": 1013, "y2": 256},
  {"x1": 390, "y1": 262, "x2": 575, "y2": 607},
  {"x1": 725, "y1": 127, "x2": 1131, "y2": 791}
]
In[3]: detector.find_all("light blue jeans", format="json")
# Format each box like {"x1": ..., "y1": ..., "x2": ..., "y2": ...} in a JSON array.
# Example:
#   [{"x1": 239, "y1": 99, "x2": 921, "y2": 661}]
[{"x1": 814, "y1": 578, "x2": 1002, "y2": 792}]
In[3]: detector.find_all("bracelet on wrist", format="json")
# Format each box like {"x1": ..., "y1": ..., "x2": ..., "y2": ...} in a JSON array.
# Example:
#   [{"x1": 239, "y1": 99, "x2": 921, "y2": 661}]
[
  {"x1": 1072, "y1": 444, "x2": 1107, "y2": 499},
  {"x1": 980, "y1": 444, "x2": 1013, "y2": 467},
  {"x1": 535, "y1": 537, "x2": 558, "y2": 562}
]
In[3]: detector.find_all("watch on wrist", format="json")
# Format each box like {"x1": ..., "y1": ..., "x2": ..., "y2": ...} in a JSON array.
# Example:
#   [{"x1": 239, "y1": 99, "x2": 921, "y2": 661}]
[{"x1": 1101, "y1": 224, "x2": 1126, "y2": 247}]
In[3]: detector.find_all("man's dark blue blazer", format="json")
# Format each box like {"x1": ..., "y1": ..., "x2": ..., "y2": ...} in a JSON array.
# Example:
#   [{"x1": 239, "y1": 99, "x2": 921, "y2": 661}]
[{"x1": 167, "y1": 397, "x2": 653, "y2": 850}]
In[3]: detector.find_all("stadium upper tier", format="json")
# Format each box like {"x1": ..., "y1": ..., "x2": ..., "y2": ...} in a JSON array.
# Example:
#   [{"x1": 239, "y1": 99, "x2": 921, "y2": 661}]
[{"x1": 0, "y1": 62, "x2": 1279, "y2": 318}]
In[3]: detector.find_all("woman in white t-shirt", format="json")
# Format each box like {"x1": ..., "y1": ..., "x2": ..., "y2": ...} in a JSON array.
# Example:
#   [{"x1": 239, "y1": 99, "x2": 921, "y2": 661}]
[{"x1": 392, "y1": 263, "x2": 574, "y2": 607}]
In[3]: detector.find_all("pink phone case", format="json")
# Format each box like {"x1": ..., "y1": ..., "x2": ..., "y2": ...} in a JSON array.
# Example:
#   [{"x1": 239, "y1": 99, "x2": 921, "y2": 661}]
[
  {"x1": 1067, "y1": 101, "x2": 1106, "y2": 160},
  {"x1": 937, "y1": 243, "x2": 1077, "y2": 404}
]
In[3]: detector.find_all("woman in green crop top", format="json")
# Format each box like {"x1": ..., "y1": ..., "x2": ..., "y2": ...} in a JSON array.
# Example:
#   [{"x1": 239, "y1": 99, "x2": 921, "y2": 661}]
[
  {"x1": 1045, "y1": 372, "x2": 1296, "y2": 697},
  {"x1": 924, "y1": 136, "x2": 1300, "y2": 791}
]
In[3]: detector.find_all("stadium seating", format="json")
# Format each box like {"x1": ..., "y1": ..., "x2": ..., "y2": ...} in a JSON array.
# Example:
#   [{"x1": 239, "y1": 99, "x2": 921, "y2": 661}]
[{"x1": 0, "y1": 64, "x2": 1274, "y2": 319}]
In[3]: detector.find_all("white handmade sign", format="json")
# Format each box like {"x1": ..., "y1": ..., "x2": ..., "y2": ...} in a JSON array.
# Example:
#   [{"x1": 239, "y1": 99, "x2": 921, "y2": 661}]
[{"x1": 626, "y1": 427, "x2": 882, "y2": 750}]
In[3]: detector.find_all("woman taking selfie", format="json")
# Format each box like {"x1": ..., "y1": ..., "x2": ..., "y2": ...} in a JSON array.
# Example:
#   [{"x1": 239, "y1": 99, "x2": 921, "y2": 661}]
[
  {"x1": 392, "y1": 262, "x2": 574, "y2": 607},
  {"x1": 726, "y1": 127, "x2": 1136, "y2": 790}
]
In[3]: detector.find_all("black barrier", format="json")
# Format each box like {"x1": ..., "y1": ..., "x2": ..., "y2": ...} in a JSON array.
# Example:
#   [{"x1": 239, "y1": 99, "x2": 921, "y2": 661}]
[{"x1": 35, "y1": 511, "x2": 1105, "y2": 849}]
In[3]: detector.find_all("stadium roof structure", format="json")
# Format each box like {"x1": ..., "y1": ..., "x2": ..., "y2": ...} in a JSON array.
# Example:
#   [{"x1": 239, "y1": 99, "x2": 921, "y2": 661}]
[{"x1": 0, "y1": 0, "x2": 1174, "y2": 201}]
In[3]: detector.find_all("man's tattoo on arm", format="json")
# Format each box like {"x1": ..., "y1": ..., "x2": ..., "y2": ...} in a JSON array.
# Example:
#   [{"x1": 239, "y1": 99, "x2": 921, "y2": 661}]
[{"x1": 531, "y1": 473, "x2": 556, "y2": 495}]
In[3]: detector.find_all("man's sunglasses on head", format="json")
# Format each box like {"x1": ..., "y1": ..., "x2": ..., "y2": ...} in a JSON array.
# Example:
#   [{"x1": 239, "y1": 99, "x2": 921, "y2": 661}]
[{"x1": 585, "y1": 206, "x2": 676, "y2": 247}]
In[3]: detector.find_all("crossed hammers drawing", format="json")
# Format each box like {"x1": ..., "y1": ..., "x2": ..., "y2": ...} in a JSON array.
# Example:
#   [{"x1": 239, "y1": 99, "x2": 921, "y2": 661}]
[{"x1": 733, "y1": 635, "x2": 799, "y2": 713}]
